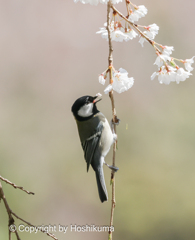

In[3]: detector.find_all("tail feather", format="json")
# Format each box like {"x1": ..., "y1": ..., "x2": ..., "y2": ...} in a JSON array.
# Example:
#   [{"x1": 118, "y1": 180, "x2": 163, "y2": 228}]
[{"x1": 95, "y1": 168, "x2": 108, "y2": 203}]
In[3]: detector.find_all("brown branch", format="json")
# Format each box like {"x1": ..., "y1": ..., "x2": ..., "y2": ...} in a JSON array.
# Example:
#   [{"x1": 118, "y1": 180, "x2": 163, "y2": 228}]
[
  {"x1": 9, "y1": 230, "x2": 12, "y2": 240},
  {"x1": 0, "y1": 175, "x2": 35, "y2": 195},
  {"x1": 107, "y1": 2, "x2": 113, "y2": 67},
  {"x1": 14, "y1": 230, "x2": 21, "y2": 240},
  {"x1": 0, "y1": 181, "x2": 15, "y2": 240},
  {"x1": 0, "y1": 180, "x2": 58, "y2": 240},
  {"x1": 111, "y1": 4, "x2": 161, "y2": 53},
  {"x1": 107, "y1": 1, "x2": 118, "y2": 240}
]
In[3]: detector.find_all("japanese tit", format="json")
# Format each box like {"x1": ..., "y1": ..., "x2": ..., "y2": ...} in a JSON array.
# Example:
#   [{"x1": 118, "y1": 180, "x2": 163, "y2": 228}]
[{"x1": 71, "y1": 95, "x2": 118, "y2": 203}]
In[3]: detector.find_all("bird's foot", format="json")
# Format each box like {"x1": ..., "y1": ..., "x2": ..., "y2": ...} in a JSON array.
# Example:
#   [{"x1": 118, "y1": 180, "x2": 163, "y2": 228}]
[
  {"x1": 104, "y1": 162, "x2": 119, "y2": 172},
  {"x1": 109, "y1": 165, "x2": 119, "y2": 172},
  {"x1": 112, "y1": 117, "x2": 120, "y2": 126},
  {"x1": 110, "y1": 117, "x2": 120, "y2": 133}
]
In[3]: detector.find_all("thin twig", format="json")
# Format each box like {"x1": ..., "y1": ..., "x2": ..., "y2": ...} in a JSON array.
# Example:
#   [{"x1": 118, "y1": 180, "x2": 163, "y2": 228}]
[
  {"x1": 15, "y1": 230, "x2": 21, "y2": 240},
  {"x1": 107, "y1": 2, "x2": 113, "y2": 67},
  {"x1": 11, "y1": 211, "x2": 58, "y2": 240},
  {"x1": 0, "y1": 175, "x2": 35, "y2": 195},
  {"x1": 9, "y1": 230, "x2": 12, "y2": 240},
  {"x1": 0, "y1": 182, "x2": 14, "y2": 223},
  {"x1": 0, "y1": 180, "x2": 58, "y2": 240},
  {"x1": 0, "y1": 181, "x2": 16, "y2": 240},
  {"x1": 107, "y1": 1, "x2": 117, "y2": 240}
]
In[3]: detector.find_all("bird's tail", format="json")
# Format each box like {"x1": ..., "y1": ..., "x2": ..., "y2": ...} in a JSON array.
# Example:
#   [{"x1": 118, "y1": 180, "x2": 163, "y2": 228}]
[{"x1": 95, "y1": 168, "x2": 108, "y2": 203}]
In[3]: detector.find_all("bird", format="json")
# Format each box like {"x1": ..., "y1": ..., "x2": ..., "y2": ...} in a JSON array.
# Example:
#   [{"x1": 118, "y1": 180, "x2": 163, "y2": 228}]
[{"x1": 71, "y1": 94, "x2": 118, "y2": 203}]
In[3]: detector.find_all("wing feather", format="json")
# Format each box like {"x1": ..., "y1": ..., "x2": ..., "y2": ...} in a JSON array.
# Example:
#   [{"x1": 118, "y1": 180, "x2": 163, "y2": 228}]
[{"x1": 81, "y1": 121, "x2": 103, "y2": 171}]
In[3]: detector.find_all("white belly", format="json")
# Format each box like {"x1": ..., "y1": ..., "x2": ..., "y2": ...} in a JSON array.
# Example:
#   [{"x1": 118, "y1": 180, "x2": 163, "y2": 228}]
[{"x1": 100, "y1": 118, "x2": 114, "y2": 157}]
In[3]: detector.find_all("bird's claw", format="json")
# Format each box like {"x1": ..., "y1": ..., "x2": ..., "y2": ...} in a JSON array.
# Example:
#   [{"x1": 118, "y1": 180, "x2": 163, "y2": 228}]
[
  {"x1": 110, "y1": 117, "x2": 120, "y2": 134},
  {"x1": 111, "y1": 117, "x2": 120, "y2": 126},
  {"x1": 108, "y1": 165, "x2": 119, "y2": 172},
  {"x1": 104, "y1": 162, "x2": 119, "y2": 172}
]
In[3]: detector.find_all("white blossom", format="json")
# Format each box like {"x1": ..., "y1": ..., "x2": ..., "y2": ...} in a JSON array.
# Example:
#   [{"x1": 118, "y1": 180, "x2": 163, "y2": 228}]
[
  {"x1": 97, "y1": 22, "x2": 126, "y2": 42},
  {"x1": 183, "y1": 56, "x2": 195, "y2": 72},
  {"x1": 97, "y1": 22, "x2": 138, "y2": 42},
  {"x1": 73, "y1": 0, "x2": 122, "y2": 5},
  {"x1": 144, "y1": 24, "x2": 159, "y2": 39},
  {"x1": 158, "y1": 72, "x2": 171, "y2": 85},
  {"x1": 104, "y1": 68, "x2": 134, "y2": 94},
  {"x1": 128, "y1": 5, "x2": 148, "y2": 22},
  {"x1": 151, "y1": 71, "x2": 158, "y2": 81},
  {"x1": 128, "y1": 12, "x2": 139, "y2": 22},
  {"x1": 111, "y1": 0, "x2": 122, "y2": 3},
  {"x1": 162, "y1": 46, "x2": 174, "y2": 56},
  {"x1": 111, "y1": 29, "x2": 128, "y2": 42},
  {"x1": 96, "y1": 24, "x2": 109, "y2": 40},
  {"x1": 104, "y1": 84, "x2": 113, "y2": 94},
  {"x1": 139, "y1": 37, "x2": 146, "y2": 47},
  {"x1": 139, "y1": 24, "x2": 159, "y2": 47},
  {"x1": 151, "y1": 66, "x2": 176, "y2": 85},
  {"x1": 99, "y1": 75, "x2": 105, "y2": 85},
  {"x1": 164, "y1": 67, "x2": 177, "y2": 84},
  {"x1": 151, "y1": 66, "x2": 192, "y2": 85},
  {"x1": 154, "y1": 54, "x2": 171, "y2": 68},
  {"x1": 175, "y1": 67, "x2": 192, "y2": 83},
  {"x1": 125, "y1": 29, "x2": 138, "y2": 40},
  {"x1": 136, "y1": 5, "x2": 148, "y2": 17},
  {"x1": 74, "y1": 0, "x2": 100, "y2": 5}
]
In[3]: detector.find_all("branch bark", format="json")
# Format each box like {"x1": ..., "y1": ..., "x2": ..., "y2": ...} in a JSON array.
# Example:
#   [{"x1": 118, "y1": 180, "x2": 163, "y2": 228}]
[
  {"x1": 0, "y1": 181, "x2": 17, "y2": 240},
  {"x1": 0, "y1": 175, "x2": 35, "y2": 195},
  {"x1": 107, "y1": 1, "x2": 117, "y2": 240}
]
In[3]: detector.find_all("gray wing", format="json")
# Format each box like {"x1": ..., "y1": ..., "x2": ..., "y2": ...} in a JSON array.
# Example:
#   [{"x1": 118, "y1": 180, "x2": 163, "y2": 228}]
[{"x1": 81, "y1": 121, "x2": 103, "y2": 172}]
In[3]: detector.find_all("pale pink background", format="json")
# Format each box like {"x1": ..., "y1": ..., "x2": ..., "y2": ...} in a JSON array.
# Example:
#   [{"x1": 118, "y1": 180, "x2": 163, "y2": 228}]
[{"x1": 0, "y1": 1, "x2": 195, "y2": 239}]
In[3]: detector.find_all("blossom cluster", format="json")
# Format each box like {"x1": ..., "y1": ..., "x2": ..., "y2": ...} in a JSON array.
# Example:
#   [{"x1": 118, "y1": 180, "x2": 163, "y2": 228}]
[
  {"x1": 96, "y1": 3, "x2": 159, "y2": 48},
  {"x1": 97, "y1": 21, "x2": 159, "y2": 47},
  {"x1": 73, "y1": 0, "x2": 122, "y2": 5},
  {"x1": 99, "y1": 68, "x2": 134, "y2": 94},
  {"x1": 97, "y1": 21, "x2": 138, "y2": 42},
  {"x1": 73, "y1": 0, "x2": 194, "y2": 91},
  {"x1": 151, "y1": 47, "x2": 194, "y2": 85}
]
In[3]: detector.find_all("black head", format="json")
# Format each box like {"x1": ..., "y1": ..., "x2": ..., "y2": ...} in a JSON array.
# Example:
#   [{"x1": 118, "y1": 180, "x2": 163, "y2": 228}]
[{"x1": 71, "y1": 95, "x2": 101, "y2": 121}]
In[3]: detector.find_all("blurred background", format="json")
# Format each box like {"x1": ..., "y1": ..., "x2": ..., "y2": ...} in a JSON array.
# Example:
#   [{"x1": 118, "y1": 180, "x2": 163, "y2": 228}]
[{"x1": 0, "y1": 0, "x2": 195, "y2": 239}]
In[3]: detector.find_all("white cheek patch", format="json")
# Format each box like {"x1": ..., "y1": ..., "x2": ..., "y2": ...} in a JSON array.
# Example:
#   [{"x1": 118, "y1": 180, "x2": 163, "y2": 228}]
[{"x1": 78, "y1": 103, "x2": 93, "y2": 117}]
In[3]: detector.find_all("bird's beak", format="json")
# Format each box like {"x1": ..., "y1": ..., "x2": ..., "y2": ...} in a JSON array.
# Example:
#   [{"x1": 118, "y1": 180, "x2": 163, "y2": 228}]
[{"x1": 93, "y1": 94, "x2": 102, "y2": 104}]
